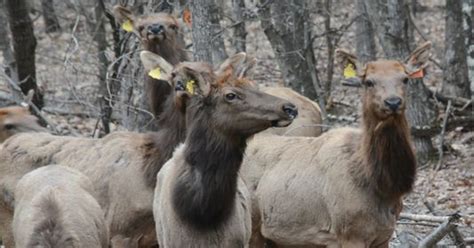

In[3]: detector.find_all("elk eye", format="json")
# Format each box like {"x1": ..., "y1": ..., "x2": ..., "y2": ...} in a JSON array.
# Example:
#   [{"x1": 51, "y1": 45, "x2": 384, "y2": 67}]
[
  {"x1": 4, "y1": 124, "x2": 14, "y2": 130},
  {"x1": 138, "y1": 25, "x2": 144, "y2": 32},
  {"x1": 402, "y1": 77, "x2": 409, "y2": 84},
  {"x1": 225, "y1": 93, "x2": 236, "y2": 101},
  {"x1": 365, "y1": 80, "x2": 375, "y2": 87},
  {"x1": 170, "y1": 25, "x2": 178, "y2": 31},
  {"x1": 175, "y1": 80, "x2": 185, "y2": 91}
]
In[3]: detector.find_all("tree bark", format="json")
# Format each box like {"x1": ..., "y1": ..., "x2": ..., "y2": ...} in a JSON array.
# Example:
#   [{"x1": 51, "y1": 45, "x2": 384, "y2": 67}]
[
  {"x1": 6, "y1": 0, "x2": 43, "y2": 108},
  {"x1": 259, "y1": 0, "x2": 320, "y2": 100},
  {"x1": 190, "y1": 0, "x2": 227, "y2": 64},
  {"x1": 41, "y1": 0, "x2": 61, "y2": 33},
  {"x1": 355, "y1": 0, "x2": 376, "y2": 63},
  {"x1": 365, "y1": 0, "x2": 436, "y2": 163},
  {"x1": 462, "y1": 0, "x2": 474, "y2": 97},
  {"x1": 324, "y1": 0, "x2": 334, "y2": 102},
  {"x1": 231, "y1": 0, "x2": 247, "y2": 52},
  {"x1": 442, "y1": 0, "x2": 470, "y2": 99},
  {"x1": 94, "y1": 1, "x2": 111, "y2": 135}
]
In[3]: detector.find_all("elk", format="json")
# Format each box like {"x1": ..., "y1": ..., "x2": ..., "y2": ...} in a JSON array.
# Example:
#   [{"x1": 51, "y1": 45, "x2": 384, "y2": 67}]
[
  {"x1": 13, "y1": 165, "x2": 109, "y2": 248},
  {"x1": 113, "y1": 5, "x2": 188, "y2": 119},
  {"x1": 241, "y1": 42, "x2": 431, "y2": 247},
  {"x1": 153, "y1": 52, "x2": 297, "y2": 247},
  {"x1": 0, "y1": 53, "x2": 216, "y2": 247},
  {"x1": 214, "y1": 54, "x2": 323, "y2": 137},
  {"x1": 0, "y1": 106, "x2": 47, "y2": 143}
]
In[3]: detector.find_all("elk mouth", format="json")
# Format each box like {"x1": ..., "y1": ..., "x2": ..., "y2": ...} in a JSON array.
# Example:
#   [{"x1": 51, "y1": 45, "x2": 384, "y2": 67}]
[{"x1": 271, "y1": 119, "x2": 293, "y2": 128}]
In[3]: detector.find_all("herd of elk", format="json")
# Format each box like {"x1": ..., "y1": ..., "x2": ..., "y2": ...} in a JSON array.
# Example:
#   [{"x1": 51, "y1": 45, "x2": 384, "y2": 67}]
[{"x1": 0, "y1": 4, "x2": 431, "y2": 248}]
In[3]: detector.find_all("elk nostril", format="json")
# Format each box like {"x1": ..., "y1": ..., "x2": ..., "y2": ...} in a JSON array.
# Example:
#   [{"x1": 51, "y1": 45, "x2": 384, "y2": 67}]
[
  {"x1": 148, "y1": 24, "x2": 164, "y2": 34},
  {"x1": 282, "y1": 103, "x2": 298, "y2": 119},
  {"x1": 384, "y1": 97, "x2": 402, "y2": 111}
]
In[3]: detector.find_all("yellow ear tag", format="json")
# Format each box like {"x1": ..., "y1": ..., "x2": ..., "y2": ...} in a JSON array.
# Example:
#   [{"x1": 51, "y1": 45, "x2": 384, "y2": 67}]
[
  {"x1": 343, "y1": 63, "x2": 357, "y2": 79},
  {"x1": 148, "y1": 67, "x2": 162, "y2": 80},
  {"x1": 186, "y1": 80, "x2": 195, "y2": 94},
  {"x1": 122, "y1": 20, "x2": 134, "y2": 32}
]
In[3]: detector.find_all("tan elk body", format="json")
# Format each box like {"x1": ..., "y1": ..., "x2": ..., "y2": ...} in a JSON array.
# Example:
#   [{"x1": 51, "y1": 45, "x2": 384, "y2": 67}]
[
  {"x1": 0, "y1": 55, "x2": 218, "y2": 247},
  {"x1": 13, "y1": 165, "x2": 108, "y2": 248},
  {"x1": 241, "y1": 43, "x2": 431, "y2": 247},
  {"x1": 0, "y1": 106, "x2": 47, "y2": 143},
  {"x1": 153, "y1": 53, "x2": 297, "y2": 247}
]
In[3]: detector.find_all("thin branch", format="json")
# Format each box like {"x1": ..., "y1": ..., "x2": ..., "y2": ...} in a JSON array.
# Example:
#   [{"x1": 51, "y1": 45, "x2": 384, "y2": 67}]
[{"x1": 435, "y1": 100, "x2": 452, "y2": 171}]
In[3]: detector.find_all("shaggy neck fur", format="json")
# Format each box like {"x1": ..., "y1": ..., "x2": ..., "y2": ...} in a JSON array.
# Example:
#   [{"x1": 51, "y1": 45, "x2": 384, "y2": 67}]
[
  {"x1": 172, "y1": 98, "x2": 247, "y2": 230},
  {"x1": 355, "y1": 104, "x2": 416, "y2": 201},
  {"x1": 141, "y1": 92, "x2": 187, "y2": 188}
]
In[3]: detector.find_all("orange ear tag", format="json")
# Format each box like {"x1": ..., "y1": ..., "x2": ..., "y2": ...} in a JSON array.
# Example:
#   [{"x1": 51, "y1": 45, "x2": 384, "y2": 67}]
[
  {"x1": 409, "y1": 69, "x2": 424, "y2": 79},
  {"x1": 183, "y1": 8, "x2": 192, "y2": 27}
]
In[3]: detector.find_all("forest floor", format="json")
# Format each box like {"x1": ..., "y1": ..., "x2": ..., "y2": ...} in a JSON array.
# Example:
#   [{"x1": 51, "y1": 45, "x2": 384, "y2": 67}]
[{"x1": 0, "y1": 0, "x2": 472, "y2": 246}]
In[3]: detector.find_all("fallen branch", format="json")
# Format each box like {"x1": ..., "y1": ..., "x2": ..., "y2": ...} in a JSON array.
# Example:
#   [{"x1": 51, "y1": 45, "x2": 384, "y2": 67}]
[
  {"x1": 399, "y1": 213, "x2": 450, "y2": 223},
  {"x1": 411, "y1": 115, "x2": 474, "y2": 137},
  {"x1": 427, "y1": 89, "x2": 473, "y2": 108},
  {"x1": 419, "y1": 214, "x2": 462, "y2": 248}
]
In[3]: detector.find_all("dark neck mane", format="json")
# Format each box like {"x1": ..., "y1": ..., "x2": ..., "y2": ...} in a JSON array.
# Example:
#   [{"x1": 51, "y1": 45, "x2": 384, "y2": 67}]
[
  {"x1": 172, "y1": 101, "x2": 247, "y2": 229},
  {"x1": 356, "y1": 110, "x2": 417, "y2": 201},
  {"x1": 143, "y1": 37, "x2": 188, "y2": 65},
  {"x1": 141, "y1": 92, "x2": 186, "y2": 188}
]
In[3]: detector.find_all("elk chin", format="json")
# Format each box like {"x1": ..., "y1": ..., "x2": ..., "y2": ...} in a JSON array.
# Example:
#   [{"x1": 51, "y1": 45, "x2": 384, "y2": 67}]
[
  {"x1": 147, "y1": 33, "x2": 165, "y2": 42},
  {"x1": 271, "y1": 118, "x2": 292, "y2": 128}
]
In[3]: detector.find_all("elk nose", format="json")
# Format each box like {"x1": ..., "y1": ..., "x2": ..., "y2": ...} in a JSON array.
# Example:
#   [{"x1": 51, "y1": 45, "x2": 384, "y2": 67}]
[
  {"x1": 148, "y1": 24, "x2": 164, "y2": 34},
  {"x1": 282, "y1": 103, "x2": 298, "y2": 120},
  {"x1": 384, "y1": 97, "x2": 402, "y2": 112}
]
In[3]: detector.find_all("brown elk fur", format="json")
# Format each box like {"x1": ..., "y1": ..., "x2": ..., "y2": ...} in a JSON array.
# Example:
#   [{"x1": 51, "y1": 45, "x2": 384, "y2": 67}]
[
  {"x1": 0, "y1": 106, "x2": 47, "y2": 143},
  {"x1": 0, "y1": 58, "x2": 214, "y2": 247},
  {"x1": 13, "y1": 165, "x2": 109, "y2": 248},
  {"x1": 153, "y1": 53, "x2": 297, "y2": 247},
  {"x1": 114, "y1": 5, "x2": 188, "y2": 119},
  {"x1": 241, "y1": 43, "x2": 430, "y2": 247}
]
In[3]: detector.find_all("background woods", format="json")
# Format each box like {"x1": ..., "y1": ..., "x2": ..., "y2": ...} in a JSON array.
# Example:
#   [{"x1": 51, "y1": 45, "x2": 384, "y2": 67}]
[{"x1": 0, "y1": 0, "x2": 472, "y2": 246}]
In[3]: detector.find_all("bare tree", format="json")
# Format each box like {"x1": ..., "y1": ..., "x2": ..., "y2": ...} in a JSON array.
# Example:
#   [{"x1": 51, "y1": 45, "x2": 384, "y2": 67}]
[
  {"x1": 231, "y1": 0, "x2": 247, "y2": 52},
  {"x1": 365, "y1": 0, "x2": 436, "y2": 163},
  {"x1": 6, "y1": 0, "x2": 43, "y2": 108},
  {"x1": 355, "y1": 0, "x2": 376, "y2": 63},
  {"x1": 190, "y1": 0, "x2": 227, "y2": 64},
  {"x1": 258, "y1": 0, "x2": 321, "y2": 100},
  {"x1": 463, "y1": 0, "x2": 473, "y2": 96},
  {"x1": 442, "y1": 0, "x2": 470, "y2": 99},
  {"x1": 41, "y1": 0, "x2": 61, "y2": 33}
]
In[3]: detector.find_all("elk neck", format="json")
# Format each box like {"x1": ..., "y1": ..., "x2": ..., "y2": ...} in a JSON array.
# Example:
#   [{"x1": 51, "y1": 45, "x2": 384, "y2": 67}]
[
  {"x1": 172, "y1": 98, "x2": 247, "y2": 230},
  {"x1": 356, "y1": 108, "x2": 417, "y2": 201}
]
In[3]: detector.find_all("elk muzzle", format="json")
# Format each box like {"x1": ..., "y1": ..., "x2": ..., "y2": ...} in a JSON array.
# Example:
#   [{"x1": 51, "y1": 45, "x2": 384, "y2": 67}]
[{"x1": 384, "y1": 97, "x2": 402, "y2": 112}]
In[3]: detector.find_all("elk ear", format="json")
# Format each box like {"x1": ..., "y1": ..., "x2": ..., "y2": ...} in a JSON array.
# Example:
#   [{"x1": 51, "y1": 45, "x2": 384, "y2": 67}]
[
  {"x1": 183, "y1": 67, "x2": 212, "y2": 97},
  {"x1": 215, "y1": 52, "x2": 256, "y2": 79},
  {"x1": 113, "y1": 5, "x2": 136, "y2": 32},
  {"x1": 140, "y1": 51, "x2": 173, "y2": 83},
  {"x1": 405, "y1": 41, "x2": 431, "y2": 79},
  {"x1": 335, "y1": 49, "x2": 363, "y2": 87}
]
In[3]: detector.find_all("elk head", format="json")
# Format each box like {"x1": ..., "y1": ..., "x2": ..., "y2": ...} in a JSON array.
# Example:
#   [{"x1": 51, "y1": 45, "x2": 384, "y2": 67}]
[
  {"x1": 114, "y1": 5, "x2": 185, "y2": 62},
  {"x1": 336, "y1": 42, "x2": 431, "y2": 122},
  {"x1": 0, "y1": 106, "x2": 47, "y2": 143}
]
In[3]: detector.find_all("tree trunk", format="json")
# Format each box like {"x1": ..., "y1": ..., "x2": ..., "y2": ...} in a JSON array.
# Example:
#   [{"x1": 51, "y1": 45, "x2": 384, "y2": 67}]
[
  {"x1": 0, "y1": 0, "x2": 15, "y2": 80},
  {"x1": 259, "y1": 0, "x2": 320, "y2": 100},
  {"x1": 231, "y1": 0, "x2": 247, "y2": 52},
  {"x1": 94, "y1": 1, "x2": 111, "y2": 135},
  {"x1": 355, "y1": 0, "x2": 376, "y2": 63},
  {"x1": 190, "y1": 0, "x2": 227, "y2": 64},
  {"x1": 442, "y1": 0, "x2": 470, "y2": 99},
  {"x1": 365, "y1": 0, "x2": 436, "y2": 163},
  {"x1": 462, "y1": 0, "x2": 474, "y2": 97},
  {"x1": 324, "y1": 0, "x2": 334, "y2": 103},
  {"x1": 41, "y1": 0, "x2": 61, "y2": 33},
  {"x1": 6, "y1": 0, "x2": 43, "y2": 108}
]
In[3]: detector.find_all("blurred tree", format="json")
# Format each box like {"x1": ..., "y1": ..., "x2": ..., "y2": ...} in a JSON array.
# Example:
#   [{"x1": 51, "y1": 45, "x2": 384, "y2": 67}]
[
  {"x1": 463, "y1": 0, "x2": 473, "y2": 95},
  {"x1": 6, "y1": 0, "x2": 43, "y2": 108},
  {"x1": 365, "y1": 0, "x2": 436, "y2": 163},
  {"x1": 191, "y1": 0, "x2": 227, "y2": 64},
  {"x1": 354, "y1": 0, "x2": 376, "y2": 63},
  {"x1": 41, "y1": 0, "x2": 61, "y2": 33},
  {"x1": 259, "y1": 0, "x2": 321, "y2": 101},
  {"x1": 231, "y1": 0, "x2": 247, "y2": 52},
  {"x1": 442, "y1": 0, "x2": 470, "y2": 99}
]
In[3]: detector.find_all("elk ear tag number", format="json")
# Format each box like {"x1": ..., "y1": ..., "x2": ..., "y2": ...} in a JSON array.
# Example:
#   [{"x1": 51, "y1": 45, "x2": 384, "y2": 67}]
[
  {"x1": 343, "y1": 63, "x2": 357, "y2": 79},
  {"x1": 186, "y1": 80, "x2": 195, "y2": 94},
  {"x1": 148, "y1": 67, "x2": 162, "y2": 80},
  {"x1": 122, "y1": 20, "x2": 134, "y2": 32}
]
